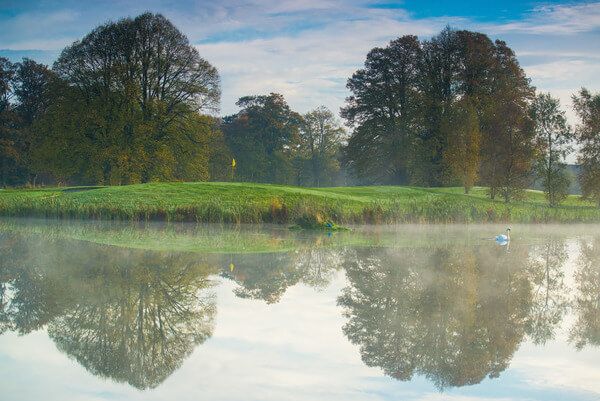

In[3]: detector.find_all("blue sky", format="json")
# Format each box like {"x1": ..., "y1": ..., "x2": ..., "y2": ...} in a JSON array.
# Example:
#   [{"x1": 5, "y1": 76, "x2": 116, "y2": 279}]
[{"x1": 1, "y1": 0, "x2": 599, "y2": 124}]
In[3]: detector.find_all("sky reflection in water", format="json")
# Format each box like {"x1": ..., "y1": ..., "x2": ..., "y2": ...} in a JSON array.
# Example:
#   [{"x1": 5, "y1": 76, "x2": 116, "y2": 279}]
[{"x1": 0, "y1": 221, "x2": 599, "y2": 401}]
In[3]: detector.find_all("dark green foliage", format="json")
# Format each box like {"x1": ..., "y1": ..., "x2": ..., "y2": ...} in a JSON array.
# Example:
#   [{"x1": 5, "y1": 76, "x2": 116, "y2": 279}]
[
  {"x1": 7, "y1": 13, "x2": 226, "y2": 186},
  {"x1": 531, "y1": 93, "x2": 573, "y2": 206},
  {"x1": 342, "y1": 35, "x2": 422, "y2": 184},
  {"x1": 295, "y1": 106, "x2": 345, "y2": 186},
  {"x1": 222, "y1": 93, "x2": 303, "y2": 184},
  {"x1": 342, "y1": 28, "x2": 537, "y2": 201},
  {"x1": 573, "y1": 88, "x2": 600, "y2": 207},
  {"x1": 0, "y1": 57, "x2": 20, "y2": 186}
]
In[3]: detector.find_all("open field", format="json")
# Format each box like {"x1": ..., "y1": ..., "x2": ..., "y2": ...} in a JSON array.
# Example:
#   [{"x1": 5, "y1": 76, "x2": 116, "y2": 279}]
[{"x1": 0, "y1": 182, "x2": 599, "y2": 224}]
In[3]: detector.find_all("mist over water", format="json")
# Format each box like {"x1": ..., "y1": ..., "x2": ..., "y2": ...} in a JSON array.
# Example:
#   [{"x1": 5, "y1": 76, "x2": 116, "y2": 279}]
[{"x1": 1, "y1": 220, "x2": 599, "y2": 400}]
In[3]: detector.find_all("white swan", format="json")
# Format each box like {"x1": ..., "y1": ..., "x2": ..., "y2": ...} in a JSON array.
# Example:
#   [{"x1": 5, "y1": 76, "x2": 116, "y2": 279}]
[{"x1": 495, "y1": 228, "x2": 511, "y2": 245}]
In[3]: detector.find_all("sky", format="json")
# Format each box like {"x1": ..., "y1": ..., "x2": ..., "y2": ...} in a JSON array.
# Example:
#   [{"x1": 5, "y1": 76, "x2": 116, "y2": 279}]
[{"x1": 1, "y1": 0, "x2": 599, "y2": 125}]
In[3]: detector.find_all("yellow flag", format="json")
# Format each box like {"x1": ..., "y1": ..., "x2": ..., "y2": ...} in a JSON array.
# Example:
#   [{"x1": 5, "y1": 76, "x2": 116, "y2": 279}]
[
  {"x1": 229, "y1": 263, "x2": 235, "y2": 272},
  {"x1": 231, "y1": 158, "x2": 236, "y2": 168}
]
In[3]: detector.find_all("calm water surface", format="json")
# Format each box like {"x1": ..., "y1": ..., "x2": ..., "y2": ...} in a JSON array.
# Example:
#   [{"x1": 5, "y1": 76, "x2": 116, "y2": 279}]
[{"x1": 0, "y1": 220, "x2": 599, "y2": 400}]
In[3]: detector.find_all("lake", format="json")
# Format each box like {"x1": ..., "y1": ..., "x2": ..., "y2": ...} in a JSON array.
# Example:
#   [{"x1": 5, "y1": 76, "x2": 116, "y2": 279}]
[{"x1": 0, "y1": 219, "x2": 599, "y2": 400}]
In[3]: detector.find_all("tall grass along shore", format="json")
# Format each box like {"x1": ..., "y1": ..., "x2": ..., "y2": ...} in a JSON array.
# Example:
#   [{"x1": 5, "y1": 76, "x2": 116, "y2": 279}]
[{"x1": 1, "y1": 182, "x2": 599, "y2": 224}]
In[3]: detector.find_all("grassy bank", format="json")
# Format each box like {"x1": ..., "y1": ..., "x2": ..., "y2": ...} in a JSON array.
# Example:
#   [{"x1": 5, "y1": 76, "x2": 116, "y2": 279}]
[{"x1": 0, "y1": 182, "x2": 599, "y2": 224}]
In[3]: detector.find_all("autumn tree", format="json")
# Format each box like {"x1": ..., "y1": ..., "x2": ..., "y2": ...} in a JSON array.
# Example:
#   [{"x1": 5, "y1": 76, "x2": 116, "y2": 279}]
[
  {"x1": 442, "y1": 99, "x2": 481, "y2": 193},
  {"x1": 572, "y1": 88, "x2": 600, "y2": 206},
  {"x1": 296, "y1": 106, "x2": 345, "y2": 186},
  {"x1": 31, "y1": 13, "x2": 223, "y2": 185}
]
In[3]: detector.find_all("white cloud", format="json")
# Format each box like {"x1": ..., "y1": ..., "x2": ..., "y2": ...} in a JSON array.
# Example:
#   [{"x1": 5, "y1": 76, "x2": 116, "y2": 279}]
[{"x1": 490, "y1": 2, "x2": 600, "y2": 34}]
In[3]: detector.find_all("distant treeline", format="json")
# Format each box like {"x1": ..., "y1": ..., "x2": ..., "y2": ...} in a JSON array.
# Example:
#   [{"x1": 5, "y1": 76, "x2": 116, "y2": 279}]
[{"x1": 0, "y1": 13, "x2": 599, "y2": 206}]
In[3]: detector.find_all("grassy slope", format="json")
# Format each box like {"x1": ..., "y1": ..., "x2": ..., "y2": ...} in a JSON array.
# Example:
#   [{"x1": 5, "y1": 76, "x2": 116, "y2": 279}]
[{"x1": 0, "y1": 182, "x2": 599, "y2": 223}]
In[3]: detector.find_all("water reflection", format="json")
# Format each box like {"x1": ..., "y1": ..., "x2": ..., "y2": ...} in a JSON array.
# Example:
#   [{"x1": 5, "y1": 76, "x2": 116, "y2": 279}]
[
  {"x1": 571, "y1": 237, "x2": 600, "y2": 349},
  {"x1": 338, "y1": 245, "x2": 537, "y2": 388},
  {"x1": 0, "y1": 233, "x2": 216, "y2": 389},
  {"x1": 0, "y1": 224, "x2": 599, "y2": 395},
  {"x1": 221, "y1": 249, "x2": 344, "y2": 303},
  {"x1": 526, "y1": 239, "x2": 569, "y2": 345}
]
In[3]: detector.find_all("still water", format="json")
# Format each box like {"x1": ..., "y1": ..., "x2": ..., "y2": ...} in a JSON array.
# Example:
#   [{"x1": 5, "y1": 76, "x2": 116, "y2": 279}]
[{"x1": 0, "y1": 219, "x2": 599, "y2": 400}]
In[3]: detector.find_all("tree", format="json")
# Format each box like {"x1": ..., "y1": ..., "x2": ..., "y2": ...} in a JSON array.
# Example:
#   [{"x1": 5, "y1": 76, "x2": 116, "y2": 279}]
[
  {"x1": 342, "y1": 28, "x2": 534, "y2": 192},
  {"x1": 12, "y1": 59, "x2": 57, "y2": 185},
  {"x1": 441, "y1": 99, "x2": 481, "y2": 193},
  {"x1": 222, "y1": 93, "x2": 302, "y2": 184},
  {"x1": 296, "y1": 106, "x2": 345, "y2": 186},
  {"x1": 0, "y1": 57, "x2": 20, "y2": 187},
  {"x1": 14, "y1": 59, "x2": 55, "y2": 126},
  {"x1": 531, "y1": 93, "x2": 572, "y2": 206},
  {"x1": 31, "y1": 13, "x2": 221, "y2": 185},
  {"x1": 414, "y1": 27, "x2": 461, "y2": 186},
  {"x1": 480, "y1": 41, "x2": 535, "y2": 202},
  {"x1": 342, "y1": 35, "x2": 422, "y2": 184},
  {"x1": 572, "y1": 88, "x2": 600, "y2": 206}
]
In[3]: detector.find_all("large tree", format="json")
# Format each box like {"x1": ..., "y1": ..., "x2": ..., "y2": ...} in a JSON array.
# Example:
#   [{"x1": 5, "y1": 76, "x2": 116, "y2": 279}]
[
  {"x1": 573, "y1": 88, "x2": 600, "y2": 206},
  {"x1": 222, "y1": 93, "x2": 302, "y2": 184},
  {"x1": 342, "y1": 35, "x2": 422, "y2": 184},
  {"x1": 342, "y1": 28, "x2": 535, "y2": 196},
  {"x1": 479, "y1": 40, "x2": 535, "y2": 202},
  {"x1": 530, "y1": 93, "x2": 572, "y2": 206},
  {"x1": 31, "y1": 13, "x2": 223, "y2": 185}
]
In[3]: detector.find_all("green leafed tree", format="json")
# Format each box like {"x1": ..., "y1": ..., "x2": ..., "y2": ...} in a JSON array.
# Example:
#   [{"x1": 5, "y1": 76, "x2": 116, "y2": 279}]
[
  {"x1": 573, "y1": 88, "x2": 600, "y2": 206},
  {"x1": 296, "y1": 106, "x2": 345, "y2": 186},
  {"x1": 341, "y1": 35, "x2": 422, "y2": 184},
  {"x1": 0, "y1": 57, "x2": 19, "y2": 187},
  {"x1": 530, "y1": 92, "x2": 573, "y2": 206},
  {"x1": 222, "y1": 93, "x2": 302, "y2": 184},
  {"x1": 479, "y1": 41, "x2": 535, "y2": 202}
]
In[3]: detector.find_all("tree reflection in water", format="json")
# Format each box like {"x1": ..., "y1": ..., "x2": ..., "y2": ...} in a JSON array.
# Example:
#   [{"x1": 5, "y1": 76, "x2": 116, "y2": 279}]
[
  {"x1": 571, "y1": 237, "x2": 600, "y2": 349},
  {"x1": 220, "y1": 248, "x2": 345, "y2": 303},
  {"x1": 0, "y1": 228, "x2": 597, "y2": 392},
  {"x1": 337, "y1": 243, "x2": 560, "y2": 389},
  {"x1": 0, "y1": 233, "x2": 216, "y2": 389},
  {"x1": 526, "y1": 239, "x2": 569, "y2": 344}
]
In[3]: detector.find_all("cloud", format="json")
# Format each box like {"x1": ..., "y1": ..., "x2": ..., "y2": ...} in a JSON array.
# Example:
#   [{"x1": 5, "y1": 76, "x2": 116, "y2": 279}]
[
  {"x1": 0, "y1": 10, "x2": 80, "y2": 50},
  {"x1": 1, "y1": 0, "x2": 599, "y2": 132},
  {"x1": 490, "y1": 2, "x2": 600, "y2": 34}
]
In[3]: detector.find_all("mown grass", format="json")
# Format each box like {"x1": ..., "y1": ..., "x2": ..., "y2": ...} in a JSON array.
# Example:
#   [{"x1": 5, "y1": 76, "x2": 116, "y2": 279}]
[{"x1": 0, "y1": 182, "x2": 599, "y2": 224}]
